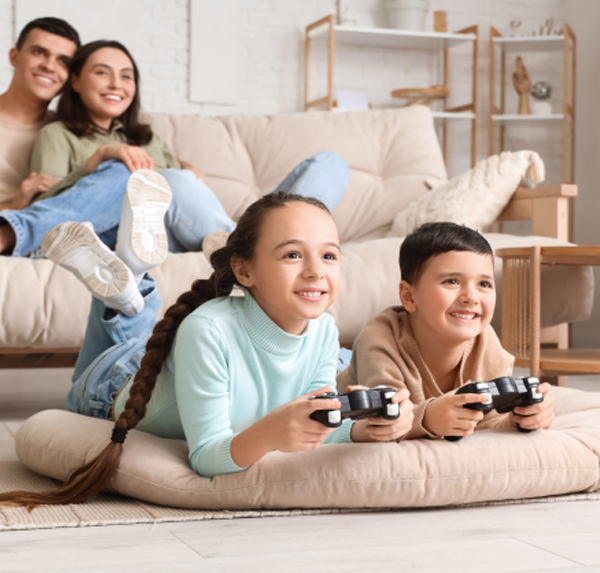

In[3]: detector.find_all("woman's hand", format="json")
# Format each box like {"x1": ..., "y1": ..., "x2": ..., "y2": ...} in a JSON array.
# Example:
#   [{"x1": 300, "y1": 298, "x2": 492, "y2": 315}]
[
  {"x1": 86, "y1": 143, "x2": 155, "y2": 173},
  {"x1": 512, "y1": 382, "x2": 555, "y2": 430},
  {"x1": 348, "y1": 386, "x2": 415, "y2": 442},
  {"x1": 179, "y1": 159, "x2": 207, "y2": 183},
  {"x1": 422, "y1": 390, "x2": 490, "y2": 438},
  {"x1": 7, "y1": 172, "x2": 58, "y2": 210},
  {"x1": 230, "y1": 386, "x2": 338, "y2": 468}
]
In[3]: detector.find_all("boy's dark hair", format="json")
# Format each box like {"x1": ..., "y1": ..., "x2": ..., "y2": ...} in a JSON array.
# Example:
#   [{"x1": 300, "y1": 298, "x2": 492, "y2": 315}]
[
  {"x1": 57, "y1": 40, "x2": 152, "y2": 146},
  {"x1": 400, "y1": 222, "x2": 493, "y2": 284},
  {"x1": 16, "y1": 17, "x2": 81, "y2": 50}
]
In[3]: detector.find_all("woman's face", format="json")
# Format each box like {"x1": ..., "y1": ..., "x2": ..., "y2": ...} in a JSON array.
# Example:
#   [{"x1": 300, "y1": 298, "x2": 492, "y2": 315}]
[{"x1": 71, "y1": 47, "x2": 136, "y2": 131}]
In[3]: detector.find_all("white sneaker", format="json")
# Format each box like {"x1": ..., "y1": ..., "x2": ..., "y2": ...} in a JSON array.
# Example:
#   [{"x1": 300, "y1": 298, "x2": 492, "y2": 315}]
[
  {"x1": 41, "y1": 221, "x2": 144, "y2": 317},
  {"x1": 116, "y1": 169, "x2": 172, "y2": 282},
  {"x1": 202, "y1": 231, "x2": 230, "y2": 265}
]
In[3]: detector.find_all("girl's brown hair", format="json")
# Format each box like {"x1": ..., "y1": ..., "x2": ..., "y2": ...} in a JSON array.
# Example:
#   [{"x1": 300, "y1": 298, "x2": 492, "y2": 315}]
[
  {"x1": 0, "y1": 192, "x2": 330, "y2": 509},
  {"x1": 57, "y1": 40, "x2": 152, "y2": 146}
]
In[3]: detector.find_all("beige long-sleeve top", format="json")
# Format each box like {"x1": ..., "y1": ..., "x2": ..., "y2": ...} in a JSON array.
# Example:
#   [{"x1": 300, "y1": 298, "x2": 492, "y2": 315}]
[{"x1": 336, "y1": 306, "x2": 516, "y2": 439}]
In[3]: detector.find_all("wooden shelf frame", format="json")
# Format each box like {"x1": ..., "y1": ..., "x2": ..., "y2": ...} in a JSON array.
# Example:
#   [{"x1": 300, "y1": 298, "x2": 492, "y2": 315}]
[
  {"x1": 497, "y1": 244, "x2": 599, "y2": 385},
  {"x1": 303, "y1": 15, "x2": 480, "y2": 167},
  {"x1": 488, "y1": 26, "x2": 576, "y2": 185}
]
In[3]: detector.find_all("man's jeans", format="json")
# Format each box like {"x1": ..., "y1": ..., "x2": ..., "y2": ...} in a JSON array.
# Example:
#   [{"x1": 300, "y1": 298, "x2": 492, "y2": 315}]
[{"x1": 0, "y1": 151, "x2": 349, "y2": 257}]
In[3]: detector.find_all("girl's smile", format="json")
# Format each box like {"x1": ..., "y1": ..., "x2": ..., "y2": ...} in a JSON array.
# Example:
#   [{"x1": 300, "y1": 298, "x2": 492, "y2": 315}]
[{"x1": 232, "y1": 201, "x2": 341, "y2": 336}]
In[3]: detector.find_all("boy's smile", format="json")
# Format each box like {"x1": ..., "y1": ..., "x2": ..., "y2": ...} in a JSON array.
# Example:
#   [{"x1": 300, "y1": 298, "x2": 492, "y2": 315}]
[{"x1": 400, "y1": 250, "x2": 496, "y2": 348}]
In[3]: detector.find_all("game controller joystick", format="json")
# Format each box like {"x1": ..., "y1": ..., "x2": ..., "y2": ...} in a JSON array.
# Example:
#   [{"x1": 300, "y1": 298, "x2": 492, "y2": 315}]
[
  {"x1": 309, "y1": 386, "x2": 400, "y2": 428},
  {"x1": 445, "y1": 376, "x2": 543, "y2": 441}
]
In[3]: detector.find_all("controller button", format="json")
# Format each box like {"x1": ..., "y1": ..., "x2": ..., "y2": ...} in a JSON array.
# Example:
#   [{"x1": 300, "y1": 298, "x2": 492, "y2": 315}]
[
  {"x1": 475, "y1": 383, "x2": 489, "y2": 390},
  {"x1": 532, "y1": 391, "x2": 543, "y2": 399},
  {"x1": 481, "y1": 393, "x2": 493, "y2": 405},
  {"x1": 384, "y1": 391, "x2": 395, "y2": 399},
  {"x1": 387, "y1": 404, "x2": 399, "y2": 416},
  {"x1": 328, "y1": 410, "x2": 341, "y2": 424}
]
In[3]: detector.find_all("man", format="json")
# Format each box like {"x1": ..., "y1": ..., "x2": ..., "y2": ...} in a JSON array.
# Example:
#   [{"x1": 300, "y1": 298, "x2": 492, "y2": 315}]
[{"x1": 0, "y1": 17, "x2": 80, "y2": 211}]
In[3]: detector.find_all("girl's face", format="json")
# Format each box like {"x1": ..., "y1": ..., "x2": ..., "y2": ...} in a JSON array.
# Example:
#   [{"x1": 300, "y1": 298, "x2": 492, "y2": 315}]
[
  {"x1": 233, "y1": 202, "x2": 341, "y2": 336},
  {"x1": 71, "y1": 47, "x2": 136, "y2": 131}
]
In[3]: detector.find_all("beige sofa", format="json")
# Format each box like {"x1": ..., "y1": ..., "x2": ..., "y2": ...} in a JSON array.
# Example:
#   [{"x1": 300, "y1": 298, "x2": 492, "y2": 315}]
[{"x1": 0, "y1": 106, "x2": 592, "y2": 367}]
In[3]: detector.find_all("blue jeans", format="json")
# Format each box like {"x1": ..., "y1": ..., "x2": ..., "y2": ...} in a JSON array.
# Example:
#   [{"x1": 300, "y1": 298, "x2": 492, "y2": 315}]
[
  {"x1": 66, "y1": 276, "x2": 160, "y2": 419},
  {"x1": 0, "y1": 151, "x2": 349, "y2": 257}
]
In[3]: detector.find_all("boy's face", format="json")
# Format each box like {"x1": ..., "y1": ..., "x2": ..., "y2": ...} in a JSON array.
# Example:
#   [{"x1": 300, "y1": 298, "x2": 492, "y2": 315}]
[
  {"x1": 400, "y1": 250, "x2": 496, "y2": 346},
  {"x1": 9, "y1": 28, "x2": 77, "y2": 104}
]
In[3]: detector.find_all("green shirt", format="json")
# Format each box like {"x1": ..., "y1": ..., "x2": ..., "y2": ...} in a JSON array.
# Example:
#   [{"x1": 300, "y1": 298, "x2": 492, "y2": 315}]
[{"x1": 29, "y1": 120, "x2": 180, "y2": 202}]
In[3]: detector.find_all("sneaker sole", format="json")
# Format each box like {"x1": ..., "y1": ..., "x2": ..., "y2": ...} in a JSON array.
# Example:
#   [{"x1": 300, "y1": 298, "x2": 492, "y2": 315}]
[
  {"x1": 42, "y1": 222, "x2": 131, "y2": 299},
  {"x1": 123, "y1": 170, "x2": 172, "y2": 267}
]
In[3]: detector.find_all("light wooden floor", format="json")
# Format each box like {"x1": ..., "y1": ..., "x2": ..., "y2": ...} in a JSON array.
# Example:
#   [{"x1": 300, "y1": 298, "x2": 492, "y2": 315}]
[{"x1": 1, "y1": 367, "x2": 599, "y2": 573}]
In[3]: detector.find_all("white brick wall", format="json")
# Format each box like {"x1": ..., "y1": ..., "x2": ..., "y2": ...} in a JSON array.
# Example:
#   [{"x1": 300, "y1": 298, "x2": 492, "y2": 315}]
[{"x1": 0, "y1": 0, "x2": 566, "y2": 179}]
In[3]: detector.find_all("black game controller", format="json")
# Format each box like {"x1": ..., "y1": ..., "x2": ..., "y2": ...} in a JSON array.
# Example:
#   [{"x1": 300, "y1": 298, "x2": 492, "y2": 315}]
[
  {"x1": 445, "y1": 376, "x2": 543, "y2": 441},
  {"x1": 309, "y1": 386, "x2": 400, "y2": 428}
]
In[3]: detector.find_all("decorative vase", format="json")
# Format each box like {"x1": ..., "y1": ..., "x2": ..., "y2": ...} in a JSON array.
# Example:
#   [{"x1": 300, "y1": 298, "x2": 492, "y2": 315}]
[{"x1": 386, "y1": 0, "x2": 430, "y2": 31}]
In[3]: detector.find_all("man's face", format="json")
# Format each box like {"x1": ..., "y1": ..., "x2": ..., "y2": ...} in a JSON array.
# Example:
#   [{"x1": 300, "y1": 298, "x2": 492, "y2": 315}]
[{"x1": 9, "y1": 28, "x2": 78, "y2": 103}]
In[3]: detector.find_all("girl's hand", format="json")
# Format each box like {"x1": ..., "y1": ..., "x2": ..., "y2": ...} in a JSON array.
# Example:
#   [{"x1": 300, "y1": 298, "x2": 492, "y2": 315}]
[
  {"x1": 86, "y1": 143, "x2": 155, "y2": 173},
  {"x1": 261, "y1": 386, "x2": 340, "y2": 453},
  {"x1": 349, "y1": 387, "x2": 415, "y2": 442},
  {"x1": 512, "y1": 382, "x2": 555, "y2": 430},
  {"x1": 179, "y1": 159, "x2": 207, "y2": 183},
  {"x1": 422, "y1": 390, "x2": 490, "y2": 438}
]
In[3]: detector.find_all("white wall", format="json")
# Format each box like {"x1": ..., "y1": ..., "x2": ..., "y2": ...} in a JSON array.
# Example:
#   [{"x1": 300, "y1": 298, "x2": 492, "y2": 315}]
[
  {"x1": 564, "y1": 0, "x2": 600, "y2": 348},
  {"x1": 0, "y1": 0, "x2": 567, "y2": 177}
]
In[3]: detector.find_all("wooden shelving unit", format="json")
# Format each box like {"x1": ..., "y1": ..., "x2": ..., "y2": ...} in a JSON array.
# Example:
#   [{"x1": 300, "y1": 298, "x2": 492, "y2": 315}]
[
  {"x1": 488, "y1": 26, "x2": 576, "y2": 184},
  {"x1": 304, "y1": 15, "x2": 480, "y2": 167}
]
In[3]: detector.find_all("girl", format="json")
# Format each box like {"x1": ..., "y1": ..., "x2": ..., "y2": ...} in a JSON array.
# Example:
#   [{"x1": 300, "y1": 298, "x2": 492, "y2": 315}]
[
  {"x1": 0, "y1": 40, "x2": 349, "y2": 257},
  {"x1": 0, "y1": 192, "x2": 413, "y2": 507}
]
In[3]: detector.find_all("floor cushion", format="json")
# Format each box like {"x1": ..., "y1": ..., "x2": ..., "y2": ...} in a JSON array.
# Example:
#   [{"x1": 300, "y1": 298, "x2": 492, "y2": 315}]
[{"x1": 11, "y1": 387, "x2": 600, "y2": 510}]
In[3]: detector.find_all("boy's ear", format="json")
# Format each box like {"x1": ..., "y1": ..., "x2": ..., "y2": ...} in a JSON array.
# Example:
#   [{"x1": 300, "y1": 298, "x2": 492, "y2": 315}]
[
  {"x1": 399, "y1": 280, "x2": 417, "y2": 312},
  {"x1": 230, "y1": 256, "x2": 254, "y2": 288}
]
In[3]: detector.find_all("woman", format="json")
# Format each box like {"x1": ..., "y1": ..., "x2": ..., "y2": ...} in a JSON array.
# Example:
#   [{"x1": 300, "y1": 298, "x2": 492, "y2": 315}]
[{"x1": 0, "y1": 41, "x2": 349, "y2": 257}]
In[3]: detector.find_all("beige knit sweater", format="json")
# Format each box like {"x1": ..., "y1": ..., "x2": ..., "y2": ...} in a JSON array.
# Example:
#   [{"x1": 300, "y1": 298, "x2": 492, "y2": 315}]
[{"x1": 337, "y1": 306, "x2": 516, "y2": 439}]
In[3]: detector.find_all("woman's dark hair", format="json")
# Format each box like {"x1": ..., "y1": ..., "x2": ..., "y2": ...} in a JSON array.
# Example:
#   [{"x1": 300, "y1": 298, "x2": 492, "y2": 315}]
[
  {"x1": 57, "y1": 40, "x2": 152, "y2": 146},
  {"x1": 400, "y1": 222, "x2": 493, "y2": 285},
  {"x1": 16, "y1": 17, "x2": 81, "y2": 49},
  {"x1": 0, "y1": 192, "x2": 331, "y2": 509}
]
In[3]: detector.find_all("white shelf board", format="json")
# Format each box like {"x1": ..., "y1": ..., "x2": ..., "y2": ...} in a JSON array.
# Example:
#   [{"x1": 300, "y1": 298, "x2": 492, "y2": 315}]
[
  {"x1": 492, "y1": 35, "x2": 565, "y2": 53},
  {"x1": 432, "y1": 111, "x2": 475, "y2": 119},
  {"x1": 309, "y1": 25, "x2": 476, "y2": 50},
  {"x1": 492, "y1": 114, "x2": 564, "y2": 122}
]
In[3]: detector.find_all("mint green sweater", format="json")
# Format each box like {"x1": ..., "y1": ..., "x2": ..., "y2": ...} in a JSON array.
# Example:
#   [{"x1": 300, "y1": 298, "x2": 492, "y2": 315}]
[{"x1": 114, "y1": 292, "x2": 353, "y2": 477}]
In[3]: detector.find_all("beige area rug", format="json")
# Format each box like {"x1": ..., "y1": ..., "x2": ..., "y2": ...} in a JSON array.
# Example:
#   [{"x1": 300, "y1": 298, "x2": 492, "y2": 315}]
[{"x1": 1, "y1": 420, "x2": 599, "y2": 532}]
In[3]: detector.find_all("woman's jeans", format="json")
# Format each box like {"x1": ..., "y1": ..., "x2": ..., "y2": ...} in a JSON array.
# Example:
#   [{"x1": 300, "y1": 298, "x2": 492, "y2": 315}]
[{"x1": 0, "y1": 151, "x2": 350, "y2": 257}]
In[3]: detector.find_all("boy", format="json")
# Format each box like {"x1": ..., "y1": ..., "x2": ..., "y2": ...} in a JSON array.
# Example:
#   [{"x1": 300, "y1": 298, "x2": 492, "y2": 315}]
[{"x1": 337, "y1": 222, "x2": 555, "y2": 440}]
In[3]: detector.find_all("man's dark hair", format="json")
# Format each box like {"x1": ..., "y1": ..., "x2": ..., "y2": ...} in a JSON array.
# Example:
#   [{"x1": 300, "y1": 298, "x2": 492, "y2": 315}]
[
  {"x1": 399, "y1": 222, "x2": 493, "y2": 284},
  {"x1": 16, "y1": 17, "x2": 81, "y2": 50}
]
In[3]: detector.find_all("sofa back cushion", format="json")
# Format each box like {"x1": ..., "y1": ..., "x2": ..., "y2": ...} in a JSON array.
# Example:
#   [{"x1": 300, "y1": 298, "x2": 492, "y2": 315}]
[{"x1": 145, "y1": 106, "x2": 447, "y2": 243}]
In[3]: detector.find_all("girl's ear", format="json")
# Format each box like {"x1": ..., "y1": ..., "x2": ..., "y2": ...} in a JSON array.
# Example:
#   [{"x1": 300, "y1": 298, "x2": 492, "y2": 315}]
[
  {"x1": 399, "y1": 280, "x2": 417, "y2": 312},
  {"x1": 230, "y1": 256, "x2": 254, "y2": 288}
]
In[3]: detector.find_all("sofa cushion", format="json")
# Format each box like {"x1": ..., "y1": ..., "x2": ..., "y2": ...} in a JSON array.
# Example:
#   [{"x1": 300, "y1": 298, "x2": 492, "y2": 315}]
[
  {"x1": 388, "y1": 151, "x2": 545, "y2": 236},
  {"x1": 145, "y1": 106, "x2": 447, "y2": 243},
  {"x1": 12, "y1": 387, "x2": 600, "y2": 510}
]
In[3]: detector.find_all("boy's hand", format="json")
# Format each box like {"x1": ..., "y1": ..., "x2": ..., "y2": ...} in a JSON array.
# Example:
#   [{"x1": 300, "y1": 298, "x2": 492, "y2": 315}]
[
  {"x1": 9, "y1": 173, "x2": 59, "y2": 209},
  {"x1": 346, "y1": 385, "x2": 414, "y2": 442},
  {"x1": 512, "y1": 382, "x2": 554, "y2": 430},
  {"x1": 423, "y1": 391, "x2": 491, "y2": 437}
]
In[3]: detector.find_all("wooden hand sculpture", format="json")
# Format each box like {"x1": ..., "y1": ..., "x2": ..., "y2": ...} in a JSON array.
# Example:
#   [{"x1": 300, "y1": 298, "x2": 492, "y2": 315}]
[{"x1": 512, "y1": 56, "x2": 531, "y2": 115}]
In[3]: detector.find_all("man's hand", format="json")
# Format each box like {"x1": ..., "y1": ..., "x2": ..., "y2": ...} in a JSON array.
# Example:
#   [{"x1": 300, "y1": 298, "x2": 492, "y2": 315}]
[
  {"x1": 7, "y1": 172, "x2": 59, "y2": 210},
  {"x1": 422, "y1": 391, "x2": 491, "y2": 438},
  {"x1": 179, "y1": 159, "x2": 207, "y2": 183}
]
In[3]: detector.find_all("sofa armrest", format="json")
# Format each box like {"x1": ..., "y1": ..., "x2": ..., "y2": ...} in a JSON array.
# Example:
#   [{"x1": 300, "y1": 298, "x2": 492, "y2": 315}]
[{"x1": 496, "y1": 184, "x2": 577, "y2": 241}]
